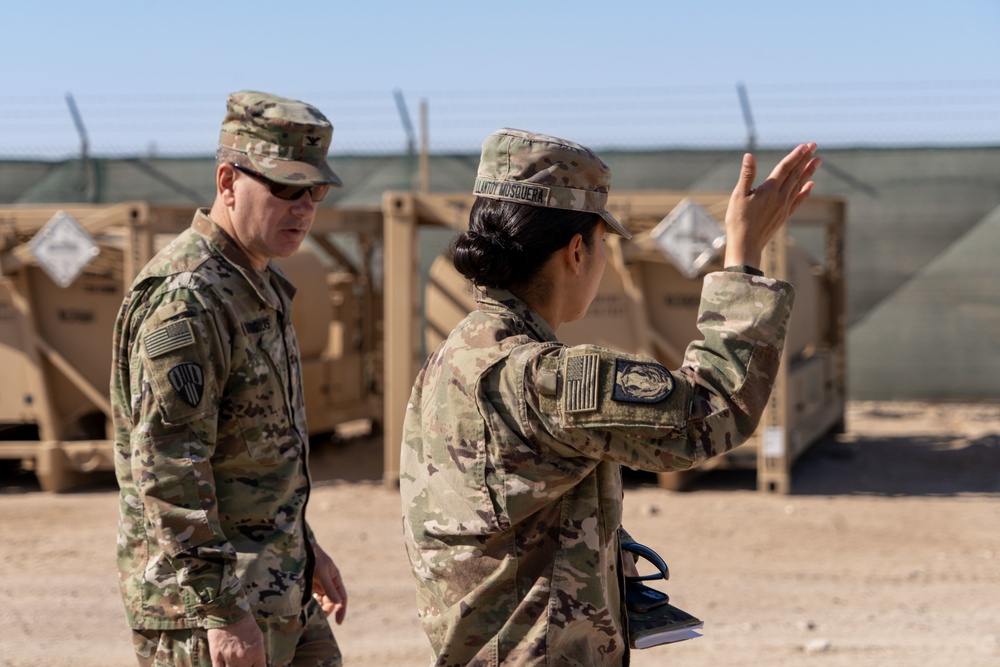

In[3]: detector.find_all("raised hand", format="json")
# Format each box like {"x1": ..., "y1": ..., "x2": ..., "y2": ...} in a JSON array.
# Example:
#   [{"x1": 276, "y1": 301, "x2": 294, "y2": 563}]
[{"x1": 723, "y1": 143, "x2": 821, "y2": 269}]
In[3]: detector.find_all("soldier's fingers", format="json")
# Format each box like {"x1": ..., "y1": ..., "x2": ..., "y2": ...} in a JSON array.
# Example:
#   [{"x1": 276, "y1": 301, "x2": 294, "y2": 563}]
[
  {"x1": 786, "y1": 157, "x2": 821, "y2": 216},
  {"x1": 779, "y1": 155, "x2": 813, "y2": 199},
  {"x1": 332, "y1": 573, "x2": 348, "y2": 621},
  {"x1": 766, "y1": 144, "x2": 806, "y2": 182},
  {"x1": 769, "y1": 143, "x2": 816, "y2": 188},
  {"x1": 320, "y1": 568, "x2": 346, "y2": 604},
  {"x1": 788, "y1": 181, "x2": 817, "y2": 217},
  {"x1": 319, "y1": 590, "x2": 346, "y2": 624},
  {"x1": 315, "y1": 593, "x2": 338, "y2": 617},
  {"x1": 334, "y1": 599, "x2": 347, "y2": 625},
  {"x1": 798, "y1": 156, "x2": 822, "y2": 188},
  {"x1": 315, "y1": 568, "x2": 347, "y2": 623}
]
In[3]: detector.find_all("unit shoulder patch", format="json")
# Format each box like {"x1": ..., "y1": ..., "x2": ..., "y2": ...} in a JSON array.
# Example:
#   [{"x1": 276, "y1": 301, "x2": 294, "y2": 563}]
[
  {"x1": 167, "y1": 361, "x2": 204, "y2": 407},
  {"x1": 611, "y1": 358, "x2": 674, "y2": 404}
]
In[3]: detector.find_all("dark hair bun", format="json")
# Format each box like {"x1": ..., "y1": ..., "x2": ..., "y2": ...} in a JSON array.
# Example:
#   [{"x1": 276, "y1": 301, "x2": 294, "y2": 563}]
[
  {"x1": 450, "y1": 197, "x2": 599, "y2": 290},
  {"x1": 451, "y1": 230, "x2": 515, "y2": 287}
]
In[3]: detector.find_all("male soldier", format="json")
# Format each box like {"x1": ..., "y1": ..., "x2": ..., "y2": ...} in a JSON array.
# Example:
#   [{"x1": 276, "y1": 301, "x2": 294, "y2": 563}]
[{"x1": 112, "y1": 91, "x2": 347, "y2": 667}]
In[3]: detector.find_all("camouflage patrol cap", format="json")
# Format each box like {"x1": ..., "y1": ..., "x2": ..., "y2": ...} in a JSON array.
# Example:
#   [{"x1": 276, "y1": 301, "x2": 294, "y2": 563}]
[
  {"x1": 474, "y1": 128, "x2": 631, "y2": 239},
  {"x1": 219, "y1": 90, "x2": 342, "y2": 187}
]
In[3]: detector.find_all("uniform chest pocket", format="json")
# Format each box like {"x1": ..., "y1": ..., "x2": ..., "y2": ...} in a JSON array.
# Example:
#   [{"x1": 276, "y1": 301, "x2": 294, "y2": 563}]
[{"x1": 226, "y1": 331, "x2": 298, "y2": 463}]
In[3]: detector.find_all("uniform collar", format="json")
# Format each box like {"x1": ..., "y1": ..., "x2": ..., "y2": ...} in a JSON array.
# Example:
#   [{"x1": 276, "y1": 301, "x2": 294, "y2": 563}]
[
  {"x1": 475, "y1": 287, "x2": 559, "y2": 344},
  {"x1": 192, "y1": 208, "x2": 297, "y2": 309}
]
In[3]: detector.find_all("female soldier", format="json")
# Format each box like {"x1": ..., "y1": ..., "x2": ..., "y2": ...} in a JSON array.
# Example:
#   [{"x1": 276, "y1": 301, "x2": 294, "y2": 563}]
[{"x1": 400, "y1": 128, "x2": 820, "y2": 667}]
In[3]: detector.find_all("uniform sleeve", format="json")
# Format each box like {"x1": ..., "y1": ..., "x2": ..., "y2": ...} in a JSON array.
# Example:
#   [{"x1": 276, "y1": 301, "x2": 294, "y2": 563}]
[
  {"x1": 524, "y1": 271, "x2": 795, "y2": 472},
  {"x1": 129, "y1": 287, "x2": 250, "y2": 628}
]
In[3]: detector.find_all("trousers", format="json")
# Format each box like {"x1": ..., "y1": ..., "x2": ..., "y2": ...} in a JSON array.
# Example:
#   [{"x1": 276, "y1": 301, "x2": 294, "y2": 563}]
[{"x1": 130, "y1": 599, "x2": 341, "y2": 667}]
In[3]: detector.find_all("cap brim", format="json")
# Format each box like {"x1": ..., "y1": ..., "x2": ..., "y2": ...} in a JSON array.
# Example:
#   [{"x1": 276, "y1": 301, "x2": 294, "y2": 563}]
[
  {"x1": 600, "y1": 210, "x2": 632, "y2": 240},
  {"x1": 244, "y1": 153, "x2": 343, "y2": 188}
]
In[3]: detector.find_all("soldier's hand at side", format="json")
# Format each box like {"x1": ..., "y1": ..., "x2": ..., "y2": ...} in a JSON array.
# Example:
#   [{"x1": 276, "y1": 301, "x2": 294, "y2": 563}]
[
  {"x1": 724, "y1": 143, "x2": 821, "y2": 270},
  {"x1": 311, "y1": 542, "x2": 348, "y2": 624},
  {"x1": 207, "y1": 614, "x2": 266, "y2": 667}
]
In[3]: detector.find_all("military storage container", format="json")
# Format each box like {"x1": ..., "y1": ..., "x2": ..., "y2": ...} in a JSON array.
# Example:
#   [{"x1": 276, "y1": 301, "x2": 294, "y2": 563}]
[
  {"x1": 382, "y1": 191, "x2": 846, "y2": 493},
  {"x1": 0, "y1": 203, "x2": 383, "y2": 491}
]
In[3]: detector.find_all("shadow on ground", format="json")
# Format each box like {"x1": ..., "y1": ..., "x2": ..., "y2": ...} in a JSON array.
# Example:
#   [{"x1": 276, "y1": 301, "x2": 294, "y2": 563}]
[
  {"x1": 309, "y1": 432, "x2": 385, "y2": 485},
  {"x1": 625, "y1": 431, "x2": 1000, "y2": 496},
  {"x1": 786, "y1": 431, "x2": 1000, "y2": 496}
]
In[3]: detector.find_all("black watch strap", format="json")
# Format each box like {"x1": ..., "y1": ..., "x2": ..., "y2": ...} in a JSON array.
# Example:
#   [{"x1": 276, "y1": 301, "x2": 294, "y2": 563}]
[{"x1": 723, "y1": 264, "x2": 764, "y2": 277}]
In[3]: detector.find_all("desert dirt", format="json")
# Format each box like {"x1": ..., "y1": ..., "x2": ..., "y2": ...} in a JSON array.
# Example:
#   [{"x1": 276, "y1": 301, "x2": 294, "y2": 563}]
[{"x1": 1, "y1": 400, "x2": 998, "y2": 667}]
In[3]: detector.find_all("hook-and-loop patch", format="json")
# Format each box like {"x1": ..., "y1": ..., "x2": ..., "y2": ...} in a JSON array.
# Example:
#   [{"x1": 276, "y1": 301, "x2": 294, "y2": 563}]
[
  {"x1": 167, "y1": 362, "x2": 204, "y2": 407},
  {"x1": 141, "y1": 307, "x2": 215, "y2": 423},
  {"x1": 144, "y1": 319, "x2": 195, "y2": 359},
  {"x1": 611, "y1": 359, "x2": 674, "y2": 404},
  {"x1": 563, "y1": 352, "x2": 599, "y2": 413}
]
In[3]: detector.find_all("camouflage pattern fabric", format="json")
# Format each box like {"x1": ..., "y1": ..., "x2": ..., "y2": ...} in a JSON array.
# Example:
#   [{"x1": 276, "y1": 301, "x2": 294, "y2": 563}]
[
  {"x1": 112, "y1": 209, "x2": 320, "y2": 633},
  {"x1": 473, "y1": 128, "x2": 631, "y2": 239},
  {"x1": 218, "y1": 90, "x2": 343, "y2": 186},
  {"x1": 131, "y1": 625, "x2": 211, "y2": 667},
  {"x1": 131, "y1": 598, "x2": 340, "y2": 667},
  {"x1": 400, "y1": 272, "x2": 794, "y2": 666}
]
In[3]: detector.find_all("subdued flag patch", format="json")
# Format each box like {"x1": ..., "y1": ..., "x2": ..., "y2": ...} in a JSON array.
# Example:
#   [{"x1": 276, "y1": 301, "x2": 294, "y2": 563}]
[
  {"x1": 564, "y1": 352, "x2": 599, "y2": 413},
  {"x1": 144, "y1": 320, "x2": 195, "y2": 359}
]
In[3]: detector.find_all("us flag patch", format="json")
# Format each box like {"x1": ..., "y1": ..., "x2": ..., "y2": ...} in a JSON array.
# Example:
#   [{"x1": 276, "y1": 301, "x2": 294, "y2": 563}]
[
  {"x1": 144, "y1": 320, "x2": 195, "y2": 359},
  {"x1": 563, "y1": 352, "x2": 599, "y2": 413}
]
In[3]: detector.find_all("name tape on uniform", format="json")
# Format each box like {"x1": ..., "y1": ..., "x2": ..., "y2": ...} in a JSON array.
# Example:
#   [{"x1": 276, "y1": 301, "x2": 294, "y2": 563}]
[{"x1": 474, "y1": 178, "x2": 549, "y2": 206}]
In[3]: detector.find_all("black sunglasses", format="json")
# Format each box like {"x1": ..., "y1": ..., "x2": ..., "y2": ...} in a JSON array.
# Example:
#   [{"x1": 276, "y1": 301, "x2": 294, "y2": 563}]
[{"x1": 231, "y1": 163, "x2": 332, "y2": 202}]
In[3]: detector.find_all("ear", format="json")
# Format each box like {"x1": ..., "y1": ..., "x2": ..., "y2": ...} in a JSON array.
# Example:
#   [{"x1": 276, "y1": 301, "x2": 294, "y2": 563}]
[
  {"x1": 217, "y1": 163, "x2": 237, "y2": 207},
  {"x1": 566, "y1": 233, "x2": 586, "y2": 276}
]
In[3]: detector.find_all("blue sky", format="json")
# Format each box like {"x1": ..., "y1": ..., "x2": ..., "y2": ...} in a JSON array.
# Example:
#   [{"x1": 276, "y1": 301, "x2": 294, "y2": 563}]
[{"x1": 4, "y1": 1, "x2": 999, "y2": 156}]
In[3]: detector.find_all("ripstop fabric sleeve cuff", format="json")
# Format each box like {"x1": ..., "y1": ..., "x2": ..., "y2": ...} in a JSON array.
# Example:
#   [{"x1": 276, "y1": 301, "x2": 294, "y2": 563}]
[{"x1": 188, "y1": 584, "x2": 252, "y2": 629}]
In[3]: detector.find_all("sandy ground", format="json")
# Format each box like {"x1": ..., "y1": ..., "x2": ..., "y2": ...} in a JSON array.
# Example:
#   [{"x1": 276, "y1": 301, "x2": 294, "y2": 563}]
[{"x1": 1, "y1": 400, "x2": 999, "y2": 667}]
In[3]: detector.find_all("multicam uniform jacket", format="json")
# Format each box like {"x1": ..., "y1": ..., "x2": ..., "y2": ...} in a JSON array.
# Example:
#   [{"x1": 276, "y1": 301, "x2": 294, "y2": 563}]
[
  {"x1": 400, "y1": 272, "x2": 794, "y2": 667},
  {"x1": 112, "y1": 209, "x2": 315, "y2": 630}
]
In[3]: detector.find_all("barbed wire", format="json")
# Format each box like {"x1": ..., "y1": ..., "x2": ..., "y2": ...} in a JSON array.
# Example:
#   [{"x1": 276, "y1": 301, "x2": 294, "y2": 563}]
[{"x1": 2, "y1": 80, "x2": 998, "y2": 159}]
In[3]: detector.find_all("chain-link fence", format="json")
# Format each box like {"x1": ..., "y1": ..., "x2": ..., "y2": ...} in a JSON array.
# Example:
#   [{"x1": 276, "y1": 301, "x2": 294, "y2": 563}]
[{"x1": 2, "y1": 80, "x2": 999, "y2": 159}]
